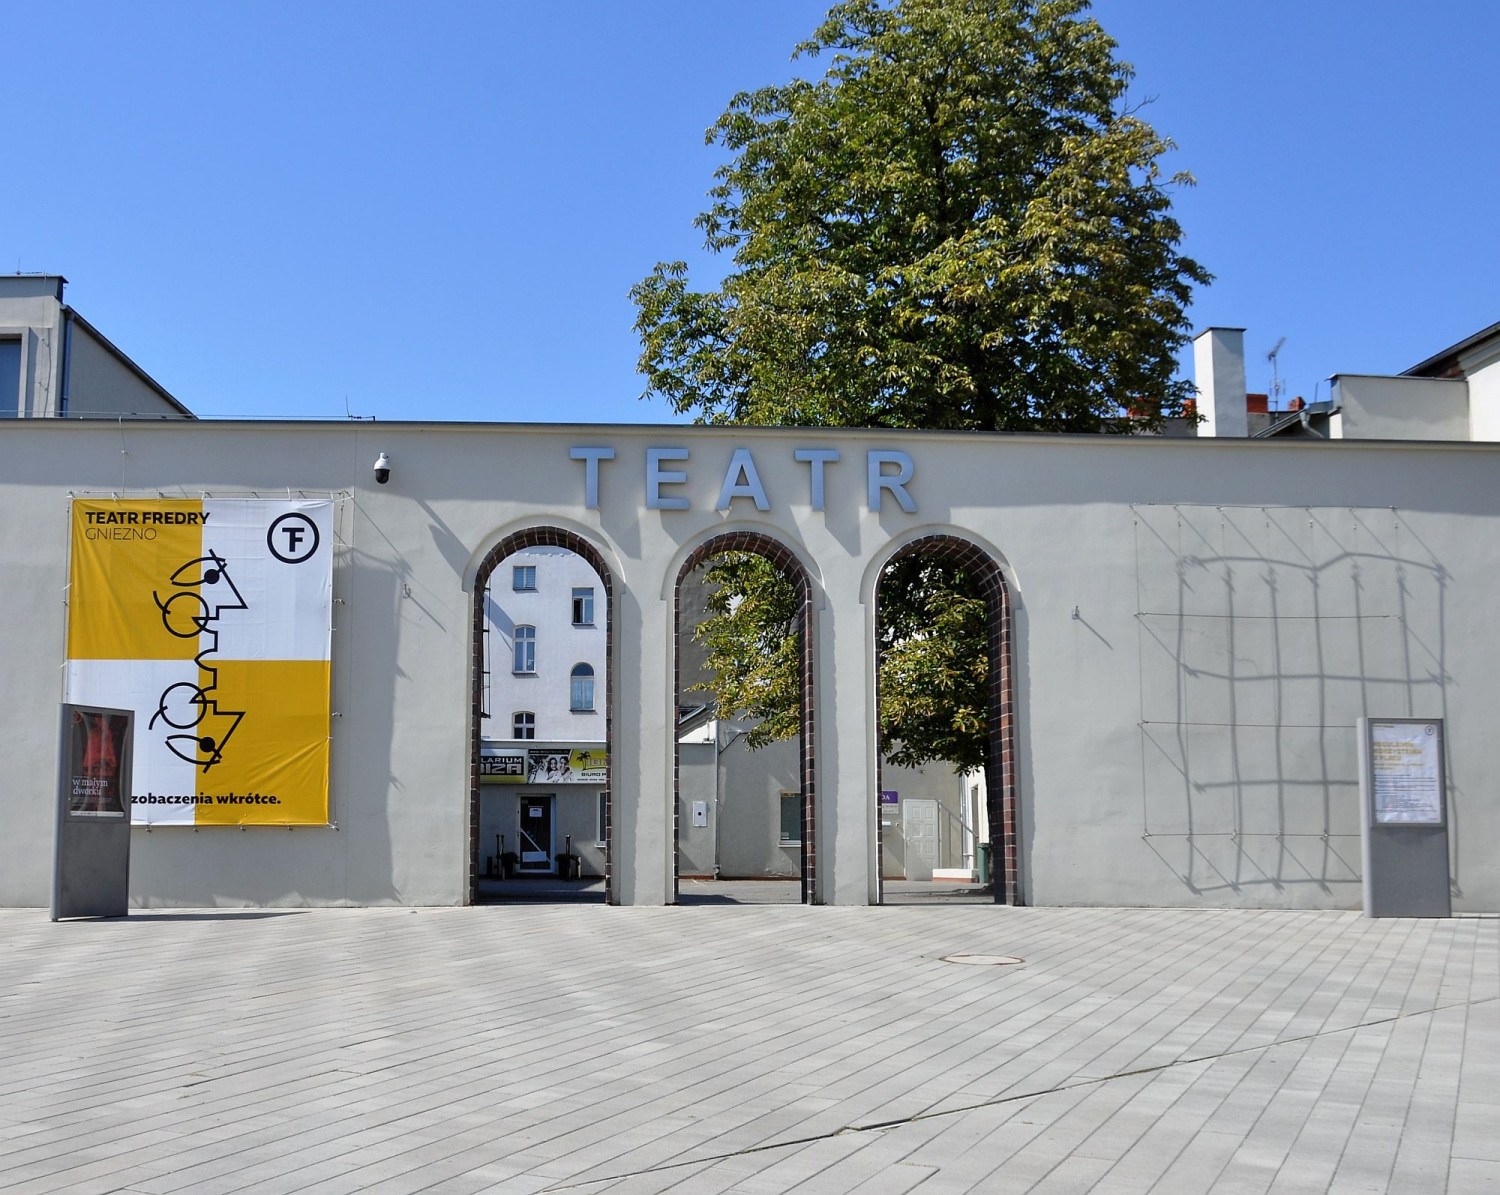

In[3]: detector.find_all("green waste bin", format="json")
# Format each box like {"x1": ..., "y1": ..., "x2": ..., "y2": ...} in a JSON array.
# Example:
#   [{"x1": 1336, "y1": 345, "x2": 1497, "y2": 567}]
[{"x1": 977, "y1": 842, "x2": 992, "y2": 886}]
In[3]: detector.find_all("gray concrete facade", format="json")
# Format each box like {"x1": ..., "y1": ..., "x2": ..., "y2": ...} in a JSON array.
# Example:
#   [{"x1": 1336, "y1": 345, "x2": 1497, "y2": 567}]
[{"x1": 2, "y1": 418, "x2": 1497, "y2": 911}]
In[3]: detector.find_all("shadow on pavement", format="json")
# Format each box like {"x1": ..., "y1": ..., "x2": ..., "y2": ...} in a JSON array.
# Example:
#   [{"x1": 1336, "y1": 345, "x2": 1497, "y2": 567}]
[
  {"x1": 881, "y1": 880, "x2": 998, "y2": 906},
  {"x1": 72, "y1": 911, "x2": 314, "y2": 922},
  {"x1": 677, "y1": 879, "x2": 804, "y2": 906},
  {"x1": 478, "y1": 876, "x2": 607, "y2": 904},
  {"x1": 473, "y1": 877, "x2": 999, "y2": 906}
]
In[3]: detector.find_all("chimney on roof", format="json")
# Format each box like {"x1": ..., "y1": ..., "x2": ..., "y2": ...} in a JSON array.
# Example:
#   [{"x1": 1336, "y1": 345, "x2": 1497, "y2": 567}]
[{"x1": 1192, "y1": 327, "x2": 1249, "y2": 437}]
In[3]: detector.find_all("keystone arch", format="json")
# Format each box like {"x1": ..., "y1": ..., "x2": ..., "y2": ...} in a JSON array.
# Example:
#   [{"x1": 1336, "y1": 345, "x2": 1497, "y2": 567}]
[
  {"x1": 470, "y1": 526, "x2": 615, "y2": 905},
  {"x1": 674, "y1": 531, "x2": 818, "y2": 904},
  {"x1": 874, "y1": 534, "x2": 1018, "y2": 905}
]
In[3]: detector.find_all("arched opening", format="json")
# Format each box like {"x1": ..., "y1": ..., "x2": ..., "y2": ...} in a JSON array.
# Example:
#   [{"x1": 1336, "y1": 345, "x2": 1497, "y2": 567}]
[
  {"x1": 873, "y1": 535, "x2": 1017, "y2": 906},
  {"x1": 470, "y1": 528, "x2": 613, "y2": 905},
  {"x1": 569, "y1": 663, "x2": 595, "y2": 712},
  {"x1": 674, "y1": 532, "x2": 817, "y2": 905}
]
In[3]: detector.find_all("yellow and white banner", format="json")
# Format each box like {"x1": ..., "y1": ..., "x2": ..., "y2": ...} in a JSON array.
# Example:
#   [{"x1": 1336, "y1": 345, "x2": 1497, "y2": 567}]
[{"x1": 65, "y1": 498, "x2": 333, "y2": 826}]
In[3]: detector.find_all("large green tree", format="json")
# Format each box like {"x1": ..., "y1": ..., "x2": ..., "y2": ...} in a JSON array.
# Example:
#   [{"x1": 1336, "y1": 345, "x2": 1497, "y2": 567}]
[{"x1": 635, "y1": 0, "x2": 1208, "y2": 767}]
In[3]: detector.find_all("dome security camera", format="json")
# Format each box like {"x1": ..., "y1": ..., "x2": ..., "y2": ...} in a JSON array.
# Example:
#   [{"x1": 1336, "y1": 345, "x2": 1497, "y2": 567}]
[{"x1": 373, "y1": 452, "x2": 391, "y2": 485}]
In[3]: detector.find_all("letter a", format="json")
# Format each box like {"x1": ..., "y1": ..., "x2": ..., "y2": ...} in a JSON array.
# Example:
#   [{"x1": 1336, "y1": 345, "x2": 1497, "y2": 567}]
[{"x1": 716, "y1": 448, "x2": 770, "y2": 511}]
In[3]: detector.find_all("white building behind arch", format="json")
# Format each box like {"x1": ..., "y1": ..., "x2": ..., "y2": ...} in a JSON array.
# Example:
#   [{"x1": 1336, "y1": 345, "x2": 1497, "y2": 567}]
[{"x1": 483, "y1": 546, "x2": 606, "y2": 745}]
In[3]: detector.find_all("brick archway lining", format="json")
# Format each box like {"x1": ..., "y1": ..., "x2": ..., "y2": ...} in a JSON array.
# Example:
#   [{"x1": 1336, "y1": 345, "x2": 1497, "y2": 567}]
[
  {"x1": 675, "y1": 533, "x2": 817, "y2": 904},
  {"x1": 471, "y1": 529, "x2": 614, "y2": 906},
  {"x1": 469, "y1": 528, "x2": 1002, "y2": 907},
  {"x1": 875, "y1": 536, "x2": 1018, "y2": 905}
]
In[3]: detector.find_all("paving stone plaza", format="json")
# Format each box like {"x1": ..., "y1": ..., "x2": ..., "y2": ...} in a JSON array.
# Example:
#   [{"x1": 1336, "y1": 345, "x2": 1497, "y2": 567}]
[{"x1": 1, "y1": 903, "x2": 1496, "y2": 1194}]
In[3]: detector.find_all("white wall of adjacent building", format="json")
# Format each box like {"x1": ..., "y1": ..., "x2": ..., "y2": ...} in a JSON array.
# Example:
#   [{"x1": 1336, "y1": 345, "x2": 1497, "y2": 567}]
[
  {"x1": 1456, "y1": 339, "x2": 1500, "y2": 442},
  {"x1": 483, "y1": 546, "x2": 606, "y2": 745},
  {"x1": 0, "y1": 275, "x2": 191, "y2": 420},
  {"x1": 1329, "y1": 375, "x2": 1471, "y2": 440}
]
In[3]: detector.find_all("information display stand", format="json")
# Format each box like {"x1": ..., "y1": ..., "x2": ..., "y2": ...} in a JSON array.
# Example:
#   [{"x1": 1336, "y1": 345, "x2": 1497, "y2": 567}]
[
  {"x1": 1357, "y1": 718, "x2": 1450, "y2": 918},
  {"x1": 51, "y1": 704, "x2": 133, "y2": 920}
]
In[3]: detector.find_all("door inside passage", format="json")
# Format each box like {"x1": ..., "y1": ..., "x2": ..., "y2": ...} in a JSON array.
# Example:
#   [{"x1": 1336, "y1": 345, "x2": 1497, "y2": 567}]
[{"x1": 518, "y1": 795, "x2": 554, "y2": 872}]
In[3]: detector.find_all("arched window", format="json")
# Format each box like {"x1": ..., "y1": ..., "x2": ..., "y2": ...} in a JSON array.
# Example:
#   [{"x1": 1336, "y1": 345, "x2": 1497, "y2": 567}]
[
  {"x1": 512, "y1": 711, "x2": 535, "y2": 740},
  {"x1": 570, "y1": 663, "x2": 595, "y2": 712},
  {"x1": 513, "y1": 625, "x2": 536, "y2": 673}
]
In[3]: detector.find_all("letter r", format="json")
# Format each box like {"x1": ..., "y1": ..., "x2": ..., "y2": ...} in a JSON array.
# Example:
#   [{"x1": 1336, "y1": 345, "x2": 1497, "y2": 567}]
[{"x1": 867, "y1": 450, "x2": 916, "y2": 513}]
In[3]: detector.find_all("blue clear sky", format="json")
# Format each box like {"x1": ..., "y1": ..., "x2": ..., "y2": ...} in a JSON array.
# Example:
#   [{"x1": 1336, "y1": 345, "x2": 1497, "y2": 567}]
[{"x1": 3, "y1": 1, "x2": 1496, "y2": 422}]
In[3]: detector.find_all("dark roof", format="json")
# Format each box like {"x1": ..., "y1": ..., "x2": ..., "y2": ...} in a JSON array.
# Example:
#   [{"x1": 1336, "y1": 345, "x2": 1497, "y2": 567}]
[
  {"x1": 1253, "y1": 400, "x2": 1337, "y2": 440},
  {"x1": 1403, "y1": 319, "x2": 1500, "y2": 379}
]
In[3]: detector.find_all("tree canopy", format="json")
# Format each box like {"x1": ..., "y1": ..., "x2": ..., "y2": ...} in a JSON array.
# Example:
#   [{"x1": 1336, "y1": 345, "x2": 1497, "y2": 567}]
[
  {"x1": 632, "y1": 0, "x2": 1209, "y2": 434},
  {"x1": 635, "y1": 0, "x2": 1208, "y2": 768}
]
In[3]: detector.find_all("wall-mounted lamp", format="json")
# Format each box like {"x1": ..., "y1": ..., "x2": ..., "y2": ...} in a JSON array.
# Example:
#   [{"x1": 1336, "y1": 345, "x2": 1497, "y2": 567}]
[{"x1": 373, "y1": 452, "x2": 391, "y2": 485}]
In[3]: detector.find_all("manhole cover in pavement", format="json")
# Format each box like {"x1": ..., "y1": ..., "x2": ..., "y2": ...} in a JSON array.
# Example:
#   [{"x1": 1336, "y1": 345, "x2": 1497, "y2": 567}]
[{"x1": 940, "y1": 953, "x2": 1024, "y2": 966}]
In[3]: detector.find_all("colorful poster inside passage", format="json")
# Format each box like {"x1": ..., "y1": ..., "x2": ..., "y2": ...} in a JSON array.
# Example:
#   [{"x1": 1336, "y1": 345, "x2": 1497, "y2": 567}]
[
  {"x1": 1369, "y1": 721, "x2": 1443, "y2": 825},
  {"x1": 480, "y1": 746, "x2": 606, "y2": 784},
  {"x1": 65, "y1": 499, "x2": 333, "y2": 826}
]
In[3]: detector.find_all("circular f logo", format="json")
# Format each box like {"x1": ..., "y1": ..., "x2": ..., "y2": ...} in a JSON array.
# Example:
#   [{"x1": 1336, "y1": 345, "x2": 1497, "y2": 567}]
[{"x1": 267, "y1": 513, "x2": 320, "y2": 564}]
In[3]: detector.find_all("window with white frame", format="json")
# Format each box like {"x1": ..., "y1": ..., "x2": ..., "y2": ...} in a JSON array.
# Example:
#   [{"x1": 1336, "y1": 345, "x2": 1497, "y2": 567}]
[
  {"x1": 779, "y1": 791, "x2": 802, "y2": 845},
  {"x1": 512, "y1": 564, "x2": 536, "y2": 591},
  {"x1": 512, "y1": 711, "x2": 535, "y2": 740},
  {"x1": 571, "y1": 586, "x2": 595, "y2": 626},
  {"x1": 597, "y1": 791, "x2": 607, "y2": 844},
  {"x1": 570, "y1": 663, "x2": 595, "y2": 711},
  {"x1": 513, "y1": 625, "x2": 536, "y2": 673}
]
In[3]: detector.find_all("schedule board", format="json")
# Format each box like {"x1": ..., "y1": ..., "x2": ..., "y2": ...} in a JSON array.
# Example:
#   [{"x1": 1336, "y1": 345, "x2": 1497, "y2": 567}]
[
  {"x1": 1358, "y1": 717, "x2": 1450, "y2": 917},
  {"x1": 52, "y1": 704, "x2": 133, "y2": 919},
  {"x1": 1369, "y1": 721, "x2": 1444, "y2": 825}
]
